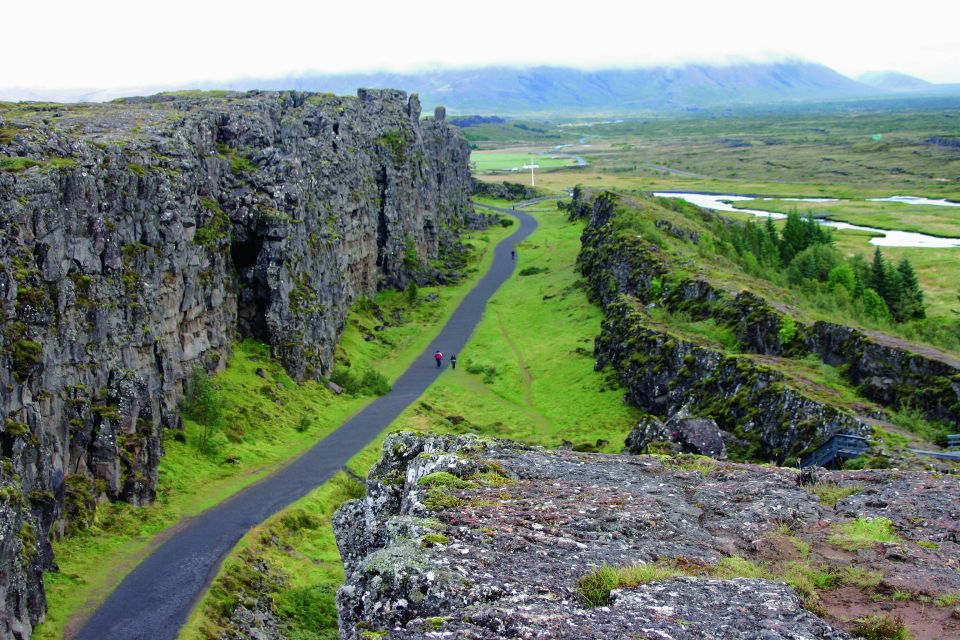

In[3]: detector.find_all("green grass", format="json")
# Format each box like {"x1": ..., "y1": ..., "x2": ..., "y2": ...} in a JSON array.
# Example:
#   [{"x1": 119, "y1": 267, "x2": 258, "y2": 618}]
[
  {"x1": 385, "y1": 202, "x2": 643, "y2": 451},
  {"x1": 471, "y1": 151, "x2": 578, "y2": 174},
  {"x1": 828, "y1": 517, "x2": 902, "y2": 551},
  {"x1": 578, "y1": 562, "x2": 686, "y2": 607},
  {"x1": 578, "y1": 554, "x2": 840, "y2": 609},
  {"x1": 850, "y1": 614, "x2": 912, "y2": 640},
  {"x1": 180, "y1": 423, "x2": 389, "y2": 640},
  {"x1": 810, "y1": 481, "x2": 861, "y2": 508},
  {"x1": 34, "y1": 222, "x2": 514, "y2": 640}
]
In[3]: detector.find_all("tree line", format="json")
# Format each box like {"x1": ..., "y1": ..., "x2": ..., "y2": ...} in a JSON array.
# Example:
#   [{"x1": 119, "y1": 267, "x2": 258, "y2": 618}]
[{"x1": 721, "y1": 211, "x2": 925, "y2": 323}]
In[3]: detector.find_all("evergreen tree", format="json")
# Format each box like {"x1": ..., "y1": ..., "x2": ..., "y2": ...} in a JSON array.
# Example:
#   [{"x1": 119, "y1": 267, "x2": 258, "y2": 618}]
[
  {"x1": 869, "y1": 248, "x2": 888, "y2": 300},
  {"x1": 849, "y1": 254, "x2": 870, "y2": 298},
  {"x1": 780, "y1": 211, "x2": 808, "y2": 265},
  {"x1": 897, "y1": 258, "x2": 926, "y2": 320},
  {"x1": 883, "y1": 264, "x2": 905, "y2": 321}
]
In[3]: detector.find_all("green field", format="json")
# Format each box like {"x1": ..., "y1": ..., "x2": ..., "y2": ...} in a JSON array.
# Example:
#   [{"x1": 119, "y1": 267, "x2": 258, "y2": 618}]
[
  {"x1": 471, "y1": 150, "x2": 579, "y2": 174},
  {"x1": 476, "y1": 99, "x2": 960, "y2": 201}
]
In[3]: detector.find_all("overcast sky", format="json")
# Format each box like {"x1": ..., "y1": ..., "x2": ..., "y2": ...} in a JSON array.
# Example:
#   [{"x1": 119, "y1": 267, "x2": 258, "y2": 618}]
[{"x1": 4, "y1": 0, "x2": 959, "y2": 91}]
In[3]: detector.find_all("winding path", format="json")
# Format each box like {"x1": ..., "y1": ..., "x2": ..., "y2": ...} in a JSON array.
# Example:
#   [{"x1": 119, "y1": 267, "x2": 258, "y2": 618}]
[{"x1": 75, "y1": 206, "x2": 538, "y2": 640}]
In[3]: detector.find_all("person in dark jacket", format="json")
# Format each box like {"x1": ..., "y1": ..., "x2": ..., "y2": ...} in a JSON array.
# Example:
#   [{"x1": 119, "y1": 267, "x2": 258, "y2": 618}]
[
  {"x1": 450, "y1": 354, "x2": 457, "y2": 369},
  {"x1": 434, "y1": 350, "x2": 443, "y2": 368}
]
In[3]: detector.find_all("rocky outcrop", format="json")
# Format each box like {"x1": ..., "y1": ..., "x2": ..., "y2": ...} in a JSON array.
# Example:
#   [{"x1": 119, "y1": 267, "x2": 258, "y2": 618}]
[
  {"x1": 334, "y1": 433, "x2": 960, "y2": 639},
  {"x1": 595, "y1": 296, "x2": 871, "y2": 462},
  {"x1": 624, "y1": 411, "x2": 726, "y2": 457},
  {"x1": 0, "y1": 90, "x2": 472, "y2": 636},
  {"x1": 574, "y1": 191, "x2": 960, "y2": 462}
]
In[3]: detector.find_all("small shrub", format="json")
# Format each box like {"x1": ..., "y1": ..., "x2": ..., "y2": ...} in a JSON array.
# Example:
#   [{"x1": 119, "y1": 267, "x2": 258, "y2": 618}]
[
  {"x1": 811, "y1": 481, "x2": 860, "y2": 507},
  {"x1": 577, "y1": 565, "x2": 619, "y2": 607},
  {"x1": 10, "y1": 339, "x2": 42, "y2": 379},
  {"x1": 465, "y1": 359, "x2": 499, "y2": 384},
  {"x1": 359, "y1": 370, "x2": 391, "y2": 396},
  {"x1": 778, "y1": 314, "x2": 798, "y2": 344},
  {"x1": 518, "y1": 266, "x2": 549, "y2": 277},
  {"x1": 330, "y1": 367, "x2": 389, "y2": 396},
  {"x1": 499, "y1": 218, "x2": 515, "y2": 227},
  {"x1": 295, "y1": 415, "x2": 312, "y2": 433},
  {"x1": 179, "y1": 366, "x2": 225, "y2": 455},
  {"x1": 828, "y1": 517, "x2": 901, "y2": 551},
  {"x1": 850, "y1": 614, "x2": 910, "y2": 640},
  {"x1": 578, "y1": 562, "x2": 687, "y2": 607}
]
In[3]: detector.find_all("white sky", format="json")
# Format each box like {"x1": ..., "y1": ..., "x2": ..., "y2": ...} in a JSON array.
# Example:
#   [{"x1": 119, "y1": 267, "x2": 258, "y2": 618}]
[{"x1": 3, "y1": 0, "x2": 960, "y2": 90}]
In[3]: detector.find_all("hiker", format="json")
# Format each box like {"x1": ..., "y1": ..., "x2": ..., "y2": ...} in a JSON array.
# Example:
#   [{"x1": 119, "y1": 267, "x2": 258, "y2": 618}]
[
  {"x1": 511, "y1": 249, "x2": 515, "y2": 260},
  {"x1": 434, "y1": 350, "x2": 443, "y2": 368},
  {"x1": 450, "y1": 354, "x2": 457, "y2": 370}
]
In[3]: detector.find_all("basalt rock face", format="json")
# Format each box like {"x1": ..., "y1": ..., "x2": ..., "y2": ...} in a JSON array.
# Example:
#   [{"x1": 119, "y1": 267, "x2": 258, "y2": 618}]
[
  {"x1": 332, "y1": 433, "x2": 960, "y2": 638},
  {"x1": 596, "y1": 297, "x2": 871, "y2": 462},
  {"x1": 0, "y1": 90, "x2": 472, "y2": 637}
]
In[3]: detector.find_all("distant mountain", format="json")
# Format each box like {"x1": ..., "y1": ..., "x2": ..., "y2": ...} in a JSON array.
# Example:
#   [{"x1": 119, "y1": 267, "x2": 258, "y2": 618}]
[
  {"x1": 5, "y1": 62, "x2": 959, "y2": 114},
  {"x1": 230, "y1": 62, "x2": 877, "y2": 114},
  {"x1": 858, "y1": 70, "x2": 932, "y2": 92}
]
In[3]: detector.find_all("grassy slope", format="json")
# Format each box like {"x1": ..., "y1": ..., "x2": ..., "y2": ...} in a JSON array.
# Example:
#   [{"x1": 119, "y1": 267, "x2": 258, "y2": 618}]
[
  {"x1": 181, "y1": 201, "x2": 643, "y2": 639},
  {"x1": 35, "y1": 222, "x2": 513, "y2": 640}
]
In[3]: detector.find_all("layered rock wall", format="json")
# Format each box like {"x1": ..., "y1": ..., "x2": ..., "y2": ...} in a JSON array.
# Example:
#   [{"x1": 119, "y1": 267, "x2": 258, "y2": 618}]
[
  {"x1": 0, "y1": 90, "x2": 472, "y2": 637},
  {"x1": 574, "y1": 191, "x2": 960, "y2": 462}
]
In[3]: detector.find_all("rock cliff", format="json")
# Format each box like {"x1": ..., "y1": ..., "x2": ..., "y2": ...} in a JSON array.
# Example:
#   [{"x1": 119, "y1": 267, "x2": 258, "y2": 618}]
[
  {"x1": 334, "y1": 432, "x2": 960, "y2": 639},
  {"x1": 0, "y1": 90, "x2": 473, "y2": 637}
]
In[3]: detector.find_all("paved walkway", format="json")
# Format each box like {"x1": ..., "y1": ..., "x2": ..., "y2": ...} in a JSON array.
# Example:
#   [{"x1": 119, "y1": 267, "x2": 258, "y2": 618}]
[{"x1": 75, "y1": 207, "x2": 537, "y2": 640}]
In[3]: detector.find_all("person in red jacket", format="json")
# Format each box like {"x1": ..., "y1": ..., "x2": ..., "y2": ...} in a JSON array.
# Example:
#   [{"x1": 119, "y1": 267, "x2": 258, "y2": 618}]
[{"x1": 434, "y1": 350, "x2": 443, "y2": 368}]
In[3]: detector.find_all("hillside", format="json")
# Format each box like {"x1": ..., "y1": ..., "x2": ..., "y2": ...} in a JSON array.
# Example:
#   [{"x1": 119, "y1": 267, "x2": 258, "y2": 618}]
[{"x1": 858, "y1": 70, "x2": 933, "y2": 92}]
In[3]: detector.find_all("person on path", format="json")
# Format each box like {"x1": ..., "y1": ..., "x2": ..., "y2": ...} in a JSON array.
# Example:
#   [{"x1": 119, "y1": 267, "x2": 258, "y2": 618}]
[
  {"x1": 450, "y1": 354, "x2": 457, "y2": 370},
  {"x1": 511, "y1": 249, "x2": 515, "y2": 260},
  {"x1": 434, "y1": 350, "x2": 443, "y2": 368}
]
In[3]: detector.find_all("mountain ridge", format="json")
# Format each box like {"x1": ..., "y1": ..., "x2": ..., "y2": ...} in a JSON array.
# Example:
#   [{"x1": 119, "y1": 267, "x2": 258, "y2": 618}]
[{"x1": 7, "y1": 61, "x2": 960, "y2": 115}]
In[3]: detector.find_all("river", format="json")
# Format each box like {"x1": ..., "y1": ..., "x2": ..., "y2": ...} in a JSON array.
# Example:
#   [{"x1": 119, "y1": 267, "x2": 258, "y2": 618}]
[{"x1": 653, "y1": 192, "x2": 960, "y2": 249}]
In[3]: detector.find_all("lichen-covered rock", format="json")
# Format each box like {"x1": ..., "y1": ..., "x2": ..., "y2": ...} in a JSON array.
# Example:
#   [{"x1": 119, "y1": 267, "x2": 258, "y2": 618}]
[
  {"x1": 337, "y1": 433, "x2": 941, "y2": 639},
  {"x1": 625, "y1": 409, "x2": 726, "y2": 457},
  {"x1": 0, "y1": 89, "x2": 473, "y2": 635}
]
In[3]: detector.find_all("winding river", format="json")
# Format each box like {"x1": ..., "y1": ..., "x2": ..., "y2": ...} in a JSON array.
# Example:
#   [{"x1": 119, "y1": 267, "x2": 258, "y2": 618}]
[{"x1": 653, "y1": 192, "x2": 960, "y2": 249}]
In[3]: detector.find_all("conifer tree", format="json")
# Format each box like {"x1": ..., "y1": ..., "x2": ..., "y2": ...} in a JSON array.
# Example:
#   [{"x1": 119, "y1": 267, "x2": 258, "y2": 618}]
[
  {"x1": 869, "y1": 247, "x2": 887, "y2": 299},
  {"x1": 897, "y1": 258, "x2": 925, "y2": 320}
]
